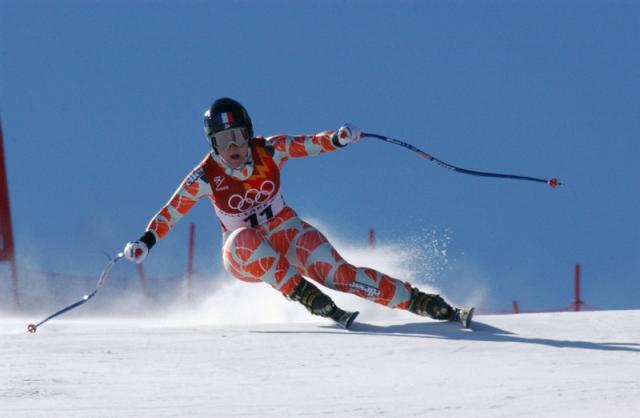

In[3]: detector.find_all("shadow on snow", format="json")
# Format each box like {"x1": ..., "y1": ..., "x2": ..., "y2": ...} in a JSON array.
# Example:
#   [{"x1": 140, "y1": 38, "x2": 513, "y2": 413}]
[{"x1": 253, "y1": 321, "x2": 640, "y2": 353}]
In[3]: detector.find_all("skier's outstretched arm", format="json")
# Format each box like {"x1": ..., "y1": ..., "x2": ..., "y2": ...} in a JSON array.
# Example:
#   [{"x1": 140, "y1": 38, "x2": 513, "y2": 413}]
[
  {"x1": 267, "y1": 123, "x2": 362, "y2": 167},
  {"x1": 123, "y1": 162, "x2": 212, "y2": 263}
]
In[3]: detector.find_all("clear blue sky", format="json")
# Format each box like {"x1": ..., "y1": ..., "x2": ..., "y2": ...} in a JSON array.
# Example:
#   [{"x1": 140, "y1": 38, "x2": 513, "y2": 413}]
[{"x1": 1, "y1": 0, "x2": 638, "y2": 311}]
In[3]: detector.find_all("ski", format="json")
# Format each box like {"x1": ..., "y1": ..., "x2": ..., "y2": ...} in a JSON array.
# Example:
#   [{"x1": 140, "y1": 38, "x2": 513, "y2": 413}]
[{"x1": 331, "y1": 308, "x2": 359, "y2": 329}]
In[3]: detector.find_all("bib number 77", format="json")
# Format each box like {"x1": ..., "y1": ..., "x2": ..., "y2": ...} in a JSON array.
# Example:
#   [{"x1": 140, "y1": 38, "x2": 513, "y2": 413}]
[{"x1": 243, "y1": 205, "x2": 274, "y2": 227}]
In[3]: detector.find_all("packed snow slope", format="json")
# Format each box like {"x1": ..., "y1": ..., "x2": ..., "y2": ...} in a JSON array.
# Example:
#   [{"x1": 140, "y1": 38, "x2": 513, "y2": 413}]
[{"x1": 1, "y1": 309, "x2": 638, "y2": 418}]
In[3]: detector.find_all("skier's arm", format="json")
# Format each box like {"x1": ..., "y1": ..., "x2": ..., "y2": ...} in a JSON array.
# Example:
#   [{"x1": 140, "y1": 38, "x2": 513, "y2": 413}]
[
  {"x1": 146, "y1": 165, "x2": 212, "y2": 243},
  {"x1": 267, "y1": 124, "x2": 362, "y2": 167},
  {"x1": 124, "y1": 163, "x2": 212, "y2": 263}
]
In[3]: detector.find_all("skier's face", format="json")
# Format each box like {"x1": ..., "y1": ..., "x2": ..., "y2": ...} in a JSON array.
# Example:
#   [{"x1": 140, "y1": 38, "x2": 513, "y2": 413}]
[
  {"x1": 219, "y1": 141, "x2": 250, "y2": 169},
  {"x1": 215, "y1": 127, "x2": 251, "y2": 168}
]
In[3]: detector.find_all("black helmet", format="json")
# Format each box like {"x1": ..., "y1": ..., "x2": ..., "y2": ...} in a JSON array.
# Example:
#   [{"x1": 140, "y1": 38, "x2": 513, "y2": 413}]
[{"x1": 204, "y1": 97, "x2": 253, "y2": 151}]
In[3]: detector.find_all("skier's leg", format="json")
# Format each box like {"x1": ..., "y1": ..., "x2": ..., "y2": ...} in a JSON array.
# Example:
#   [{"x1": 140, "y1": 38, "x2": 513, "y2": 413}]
[
  {"x1": 222, "y1": 227, "x2": 345, "y2": 320},
  {"x1": 222, "y1": 227, "x2": 301, "y2": 295},
  {"x1": 258, "y1": 213, "x2": 460, "y2": 321},
  {"x1": 263, "y1": 216, "x2": 416, "y2": 310}
]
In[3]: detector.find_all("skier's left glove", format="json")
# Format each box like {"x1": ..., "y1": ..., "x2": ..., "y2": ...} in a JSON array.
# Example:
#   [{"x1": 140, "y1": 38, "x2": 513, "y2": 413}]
[{"x1": 333, "y1": 123, "x2": 362, "y2": 147}]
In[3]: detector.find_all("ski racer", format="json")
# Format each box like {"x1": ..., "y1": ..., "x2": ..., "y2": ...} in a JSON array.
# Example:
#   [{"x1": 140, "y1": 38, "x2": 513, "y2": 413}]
[{"x1": 123, "y1": 97, "x2": 473, "y2": 328}]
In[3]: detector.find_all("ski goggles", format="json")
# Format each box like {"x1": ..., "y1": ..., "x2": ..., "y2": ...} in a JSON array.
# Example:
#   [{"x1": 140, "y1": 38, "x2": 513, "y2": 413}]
[{"x1": 214, "y1": 127, "x2": 251, "y2": 151}]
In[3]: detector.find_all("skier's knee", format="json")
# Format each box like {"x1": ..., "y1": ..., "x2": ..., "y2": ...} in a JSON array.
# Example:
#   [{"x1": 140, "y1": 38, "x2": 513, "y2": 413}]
[
  {"x1": 224, "y1": 227, "x2": 263, "y2": 249},
  {"x1": 222, "y1": 227, "x2": 270, "y2": 282},
  {"x1": 223, "y1": 228, "x2": 266, "y2": 261}
]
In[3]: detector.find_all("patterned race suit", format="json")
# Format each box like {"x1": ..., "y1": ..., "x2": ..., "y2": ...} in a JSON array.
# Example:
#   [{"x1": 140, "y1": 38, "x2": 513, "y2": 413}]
[{"x1": 144, "y1": 131, "x2": 413, "y2": 309}]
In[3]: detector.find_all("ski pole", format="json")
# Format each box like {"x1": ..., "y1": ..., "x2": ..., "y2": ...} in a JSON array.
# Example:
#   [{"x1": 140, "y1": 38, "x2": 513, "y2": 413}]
[
  {"x1": 27, "y1": 252, "x2": 124, "y2": 333},
  {"x1": 362, "y1": 133, "x2": 561, "y2": 188}
]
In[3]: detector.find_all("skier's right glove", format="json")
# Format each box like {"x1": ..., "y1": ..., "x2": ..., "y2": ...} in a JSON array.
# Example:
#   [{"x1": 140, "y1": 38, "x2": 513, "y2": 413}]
[
  {"x1": 124, "y1": 241, "x2": 148, "y2": 264},
  {"x1": 123, "y1": 231, "x2": 157, "y2": 264}
]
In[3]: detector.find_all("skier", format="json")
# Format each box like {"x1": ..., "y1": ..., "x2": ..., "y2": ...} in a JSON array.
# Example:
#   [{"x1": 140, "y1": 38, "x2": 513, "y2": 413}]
[{"x1": 123, "y1": 97, "x2": 473, "y2": 329}]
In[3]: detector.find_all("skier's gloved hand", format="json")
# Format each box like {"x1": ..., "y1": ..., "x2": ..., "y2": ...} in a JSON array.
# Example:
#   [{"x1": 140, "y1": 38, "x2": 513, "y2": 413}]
[
  {"x1": 333, "y1": 123, "x2": 362, "y2": 147},
  {"x1": 124, "y1": 241, "x2": 148, "y2": 264},
  {"x1": 123, "y1": 231, "x2": 156, "y2": 264}
]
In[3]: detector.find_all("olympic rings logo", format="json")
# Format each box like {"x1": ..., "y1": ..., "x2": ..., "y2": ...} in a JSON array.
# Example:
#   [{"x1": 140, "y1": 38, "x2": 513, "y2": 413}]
[{"x1": 227, "y1": 181, "x2": 276, "y2": 211}]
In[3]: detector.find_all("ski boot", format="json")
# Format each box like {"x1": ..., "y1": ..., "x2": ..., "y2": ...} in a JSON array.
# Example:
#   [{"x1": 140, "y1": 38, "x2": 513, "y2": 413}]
[
  {"x1": 455, "y1": 307, "x2": 475, "y2": 329},
  {"x1": 408, "y1": 288, "x2": 474, "y2": 329},
  {"x1": 287, "y1": 279, "x2": 358, "y2": 329}
]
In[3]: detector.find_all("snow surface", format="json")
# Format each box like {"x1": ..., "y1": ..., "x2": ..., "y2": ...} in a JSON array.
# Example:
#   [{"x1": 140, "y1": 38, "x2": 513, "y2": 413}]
[{"x1": 2, "y1": 309, "x2": 639, "y2": 418}]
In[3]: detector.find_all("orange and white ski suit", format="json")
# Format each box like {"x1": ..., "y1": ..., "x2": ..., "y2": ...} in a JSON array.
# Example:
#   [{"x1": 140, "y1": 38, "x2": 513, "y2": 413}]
[{"x1": 144, "y1": 131, "x2": 414, "y2": 308}]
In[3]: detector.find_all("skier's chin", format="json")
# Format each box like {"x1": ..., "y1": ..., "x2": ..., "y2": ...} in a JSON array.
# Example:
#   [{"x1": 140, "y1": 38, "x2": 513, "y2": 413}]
[{"x1": 225, "y1": 154, "x2": 244, "y2": 168}]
